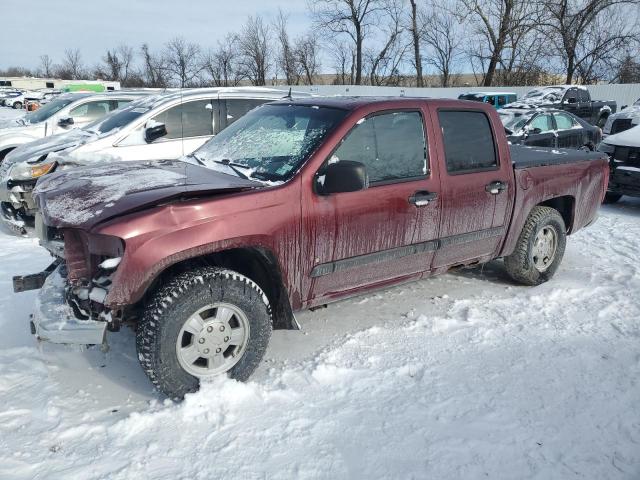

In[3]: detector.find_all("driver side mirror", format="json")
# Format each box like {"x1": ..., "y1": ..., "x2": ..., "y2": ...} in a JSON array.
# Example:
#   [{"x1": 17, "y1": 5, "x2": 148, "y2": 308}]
[
  {"x1": 565, "y1": 97, "x2": 577, "y2": 104},
  {"x1": 144, "y1": 122, "x2": 168, "y2": 143},
  {"x1": 58, "y1": 117, "x2": 74, "y2": 128},
  {"x1": 315, "y1": 160, "x2": 369, "y2": 195}
]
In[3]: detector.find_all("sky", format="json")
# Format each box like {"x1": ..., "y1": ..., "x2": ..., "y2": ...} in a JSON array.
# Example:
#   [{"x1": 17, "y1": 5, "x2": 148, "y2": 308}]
[{"x1": 0, "y1": 0, "x2": 313, "y2": 69}]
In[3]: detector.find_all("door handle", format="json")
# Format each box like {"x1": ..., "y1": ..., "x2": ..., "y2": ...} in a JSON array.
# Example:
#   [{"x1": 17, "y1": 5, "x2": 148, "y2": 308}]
[
  {"x1": 485, "y1": 181, "x2": 507, "y2": 195},
  {"x1": 409, "y1": 191, "x2": 438, "y2": 206}
]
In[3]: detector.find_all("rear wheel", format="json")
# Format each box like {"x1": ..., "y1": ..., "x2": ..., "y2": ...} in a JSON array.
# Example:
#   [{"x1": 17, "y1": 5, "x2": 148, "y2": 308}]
[
  {"x1": 504, "y1": 206, "x2": 566, "y2": 286},
  {"x1": 603, "y1": 192, "x2": 622, "y2": 204},
  {"x1": 136, "y1": 267, "x2": 272, "y2": 400},
  {"x1": 597, "y1": 115, "x2": 608, "y2": 128},
  {"x1": 12, "y1": 101, "x2": 22, "y2": 110}
]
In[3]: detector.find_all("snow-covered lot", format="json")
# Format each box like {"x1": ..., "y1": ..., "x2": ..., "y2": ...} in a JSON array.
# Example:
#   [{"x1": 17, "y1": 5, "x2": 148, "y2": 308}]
[{"x1": 0, "y1": 106, "x2": 639, "y2": 479}]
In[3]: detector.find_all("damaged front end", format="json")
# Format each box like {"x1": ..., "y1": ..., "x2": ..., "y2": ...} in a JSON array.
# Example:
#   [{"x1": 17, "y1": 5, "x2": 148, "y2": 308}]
[{"x1": 13, "y1": 224, "x2": 125, "y2": 345}]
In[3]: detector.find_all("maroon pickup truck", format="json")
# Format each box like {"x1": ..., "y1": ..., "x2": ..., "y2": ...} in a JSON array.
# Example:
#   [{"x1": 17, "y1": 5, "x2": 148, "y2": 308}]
[{"x1": 15, "y1": 97, "x2": 608, "y2": 399}]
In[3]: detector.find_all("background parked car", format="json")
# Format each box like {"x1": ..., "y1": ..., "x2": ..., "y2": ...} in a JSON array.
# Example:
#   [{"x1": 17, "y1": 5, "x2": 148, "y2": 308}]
[
  {"x1": 505, "y1": 85, "x2": 616, "y2": 127},
  {"x1": 0, "y1": 87, "x2": 307, "y2": 232},
  {"x1": 499, "y1": 108, "x2": 601, "y2": 149},
  {"x1": 0, "y1": 91, "x2": 147, "y2": 161},
  {"x1": 602, "y1": 97, "x2": 640, "y2": 137},
  {"x1": 0, "y1": 90, "x2": 25, "y2": 108},
  {"x1": 597, "y1": 124, "x2": 640, "y2": 203},
  {"x1": 458, "y1": 92, "x2": 517, "y2": 109}
]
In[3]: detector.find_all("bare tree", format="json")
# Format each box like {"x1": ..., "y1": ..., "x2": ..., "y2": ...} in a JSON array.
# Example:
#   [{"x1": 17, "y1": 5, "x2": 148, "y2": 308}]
[
  {"x1": 236, "y1": 15, "x2": 272, "y2": 86},
  {"x1": 295, "y1": 33, "x2": 322, "y2": 84},
  {"x1": 274, "y1": 10, "x2": 301, "y2": 84},
  {"x1": 459, "y1": 0, "x2": 543, "y2": 86},
  {"x1": 421, "y1": 2, "x2": 464, "y2": 87},
  {"x1": 613, "y1": 50, "x2": 640, "y2": 83},
  {"x1": 329, "y1": 37, "x2": 356, "y2": 84},
  {"x1": 60, "y1": 48, "x2": 85, "y2": 80},
  {"x1": 39, "y1": 55, "x2": 54, "y2": 77},
  {"x1": 141, "y1": 43, "x2": 168, "y2": 88},
  {"x1": 544, "y1": 0, "x2": 640, "y2": 83},
  {"x1": 201, "y1": 35, "x2": 242, "y2": 87},
  {"x1": 367, "y1": 0, "x2": 408, "y2": 86},
  {"x1": 310, "y1": 0, "x2": 385, "y2": 85},
  {"x1": 164, "y1": 37, "x2": 202, "y2": 87},
  {"x1": 102, "y1": 45, "x2": 135, "y2": 85},
  {"x1": 408, "y1": 0, "x2": 423, "y2": 87}
]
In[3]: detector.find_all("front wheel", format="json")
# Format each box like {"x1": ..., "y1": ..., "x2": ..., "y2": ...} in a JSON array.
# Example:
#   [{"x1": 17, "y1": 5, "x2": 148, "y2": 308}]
[
  {"x1": 136, "y1": 267, "x2": 272, "y2": 399},
  {"x1": 504, "y1": 206, "x2": 567, "y2": 286},
  {"x1": 12, "y1": 101, "x2": 22, "y2": 110}
]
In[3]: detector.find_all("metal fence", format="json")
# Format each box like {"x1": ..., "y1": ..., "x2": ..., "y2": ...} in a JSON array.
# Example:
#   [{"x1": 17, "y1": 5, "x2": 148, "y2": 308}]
[{"x1": 277, "y1": 84, "x2": 640, "y2": 110}]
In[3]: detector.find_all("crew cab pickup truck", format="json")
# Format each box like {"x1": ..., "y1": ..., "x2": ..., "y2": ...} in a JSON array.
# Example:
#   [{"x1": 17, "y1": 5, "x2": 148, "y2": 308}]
[
  {"x1": 14, "y1": 97, "x2": 609, "y2": 399},
  {"x1": 506, "y1": 85, "x2": 616, "y2": 127}
]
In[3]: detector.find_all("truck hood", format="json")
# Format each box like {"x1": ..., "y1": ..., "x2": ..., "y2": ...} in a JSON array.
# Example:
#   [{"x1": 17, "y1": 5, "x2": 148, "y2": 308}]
[
  {"x1": 4, "y1": 129, "x2": 92, "y2": 166},
  {"x1": 33, "y1": 160, "x2": 262, "y2": 229},
  {"x1": 601, "y1": 125, "x2": 640, "y2": 148}
]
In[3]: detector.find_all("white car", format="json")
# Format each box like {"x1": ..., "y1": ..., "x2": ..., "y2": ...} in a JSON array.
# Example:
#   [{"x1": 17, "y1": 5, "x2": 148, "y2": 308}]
[
  {"x1": 602, "y1": 98, "x2": 640, "y2": 137},
  {"x1": 0, "y1": 87, "x2": 306, "y2": 231},
  {"x1": 0, "y1": 91, "x2": 145, "y2": 161}
]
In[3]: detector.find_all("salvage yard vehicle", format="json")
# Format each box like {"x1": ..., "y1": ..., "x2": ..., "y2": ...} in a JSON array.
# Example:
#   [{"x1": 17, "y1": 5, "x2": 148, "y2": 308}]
[
  {"x1": 0, "y1": 89, "x2": 24, "y2": 108},
  {"x1": 597, "y1": 124, "x2": 640, "y2": 203},
  {"x1": 0, "y1": 91, "x2": 146, "y2": 161},
  {"x1": 499, "y1": 108, "x2": 601, "y2": 149},
  {"x1": 0, "y1": 87, "x2": 305, "y2": 232},
  {"x1": 14, "y1": 97, "x2": 608, "y2": 399},
  {"x1": 458, "y1": 91, "x2": 517, "y2": 109},
  {"x1": 506, "y1": 85, "x2": 616, "y2": 127},
  {"x1": 602, "y1": 97, "x2": 640, "y2": 137}
]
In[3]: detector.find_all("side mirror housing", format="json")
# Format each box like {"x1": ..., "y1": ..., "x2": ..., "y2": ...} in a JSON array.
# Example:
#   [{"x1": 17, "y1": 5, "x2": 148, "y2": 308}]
[
  {"x1": 315, "y1": 160, "x2": 369, "y2": 195},
  {"x1": 144, "y1": 122, "x2": 167, "y2": 143},
  {"x1": 58, "y1": 117, "x2": 74, "y2": 128}
]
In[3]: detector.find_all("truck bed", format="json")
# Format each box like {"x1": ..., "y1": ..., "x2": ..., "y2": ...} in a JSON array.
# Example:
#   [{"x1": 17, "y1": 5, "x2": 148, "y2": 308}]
[{"x1": 510, "y1": 145, "x2": 607, "y2": 169}]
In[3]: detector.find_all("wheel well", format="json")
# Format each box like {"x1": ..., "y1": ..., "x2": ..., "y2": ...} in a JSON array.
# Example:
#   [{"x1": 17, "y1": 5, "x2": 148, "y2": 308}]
[
  {"x1": 147, "y1": 247, "x2": 298, "y2": 330},
  {"x1": 539, "y1": 196, "x2": 574, "y2": 233}
]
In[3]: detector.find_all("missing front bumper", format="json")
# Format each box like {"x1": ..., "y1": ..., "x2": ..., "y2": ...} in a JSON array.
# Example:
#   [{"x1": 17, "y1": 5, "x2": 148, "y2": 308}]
[{"x1": 30, "y1": 265, "x2": 107, "y2": 345}]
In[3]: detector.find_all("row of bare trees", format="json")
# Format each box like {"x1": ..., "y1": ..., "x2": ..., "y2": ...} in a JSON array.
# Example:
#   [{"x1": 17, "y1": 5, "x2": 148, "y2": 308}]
[{"x1": 2, "y1": 0, "x2": 639, "y2": 87}]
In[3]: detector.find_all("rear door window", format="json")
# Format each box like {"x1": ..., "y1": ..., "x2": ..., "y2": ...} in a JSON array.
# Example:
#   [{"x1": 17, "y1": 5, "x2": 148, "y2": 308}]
[
  {"x1": 331, "y1": 111, "x2": 427, "y2": 184},
  {"x1": 438, "y1": 110, "x2": 497, "y2": 174},
  {"x1": 553, "y1": 113, "x2": 577, "y2": 130}
]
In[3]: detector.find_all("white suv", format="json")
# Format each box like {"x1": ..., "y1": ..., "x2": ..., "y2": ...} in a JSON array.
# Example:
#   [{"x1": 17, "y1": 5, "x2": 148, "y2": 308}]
[{"x1": 0, "y1": 91, "x2": 147, "y2": 161}]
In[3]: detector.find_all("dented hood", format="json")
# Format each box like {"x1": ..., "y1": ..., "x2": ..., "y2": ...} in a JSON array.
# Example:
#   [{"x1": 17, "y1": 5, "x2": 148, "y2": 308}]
[{"x1": 33, "y1": 160, "x2": 262, "y2": 229}]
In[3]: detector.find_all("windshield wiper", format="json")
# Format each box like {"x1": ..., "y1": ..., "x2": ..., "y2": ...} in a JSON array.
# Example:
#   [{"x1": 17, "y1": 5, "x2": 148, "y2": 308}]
[
  {"x1": 211, "y1": 159, "x2": 251, "y2": 180},
  {"x1": 186, "y1": 152, "x2": 205, "y2": 166}
]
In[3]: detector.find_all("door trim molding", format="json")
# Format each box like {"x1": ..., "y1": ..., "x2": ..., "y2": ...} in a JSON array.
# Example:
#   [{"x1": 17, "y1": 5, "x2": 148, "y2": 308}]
[{"x1": 311, "y1": 226, "x2": 505, "y2": 278}]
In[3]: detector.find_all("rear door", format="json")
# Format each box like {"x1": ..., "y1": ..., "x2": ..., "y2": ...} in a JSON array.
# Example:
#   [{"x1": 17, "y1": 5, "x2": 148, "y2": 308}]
[
  {"x1": 553, "y1": 112, "x2": 582, "y2": 148},
  {"x1": 307, "y1": 109, "x2": 441, "y2": 301},
  {"x1": 430, "y1": 107, "x2": 513, "y2": 268}
]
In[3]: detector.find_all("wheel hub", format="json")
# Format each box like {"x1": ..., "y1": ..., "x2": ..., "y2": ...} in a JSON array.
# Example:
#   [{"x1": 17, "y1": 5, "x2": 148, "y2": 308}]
[
  {"x1": 532, "y1": 226, "x2": 558, "y2": 272},
  {"x1": 176, "y1": 303, "x2": 249, "y2": 377}
]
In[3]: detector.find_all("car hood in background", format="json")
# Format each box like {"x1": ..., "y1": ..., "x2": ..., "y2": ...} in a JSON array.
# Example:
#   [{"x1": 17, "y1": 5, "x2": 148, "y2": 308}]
[
  {"x1": 4, "y1": 129, "x2": 93, "y2": 166},
  {"x1": 34, "y1": 160, "x2": 262, "y2": 229},
  {"x1": 602, "y1": 125, "x2": 640, "y2": 148}
]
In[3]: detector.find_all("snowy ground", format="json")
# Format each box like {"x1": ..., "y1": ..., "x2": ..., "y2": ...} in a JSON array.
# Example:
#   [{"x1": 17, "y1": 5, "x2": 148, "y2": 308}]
[{"x1": 1, "y1": 107, "x2": 639, "y2": 479}]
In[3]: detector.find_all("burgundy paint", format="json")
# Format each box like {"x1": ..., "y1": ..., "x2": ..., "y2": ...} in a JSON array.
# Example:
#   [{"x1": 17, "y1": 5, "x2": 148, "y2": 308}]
[{"x1": 42, "y1": 98, "x2": 607, "y2": 312}]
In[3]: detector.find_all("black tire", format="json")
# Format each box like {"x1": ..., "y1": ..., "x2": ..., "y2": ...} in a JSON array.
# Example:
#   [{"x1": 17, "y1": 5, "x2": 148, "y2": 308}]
[
  {"x1": 504, "y1": 206, "x2": 567, "y2": 286},
  {"x1": 12, "y1": 102, "x2": 22, "y2": 110},
  {"x1": 597, "y1": 115, "x2": 607, "y2": 128},
  {"x1": 136, "y1": 267, "x2": 272, "y2": 400},
  {"x1": 603, "y1": 192, "x2": 622, "y2": 204}
]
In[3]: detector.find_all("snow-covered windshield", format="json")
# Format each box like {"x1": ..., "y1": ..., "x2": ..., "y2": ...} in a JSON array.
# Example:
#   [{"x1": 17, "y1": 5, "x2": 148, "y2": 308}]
[
  {"x1": 23, "y1": 97, "x2": 75, "y2": 124},
  {"x1": 86, "y1": 101, "x2": 151, "y2": 135},
  {"x1": 195, "y1": 104, "x2": 347, "y2": 183},
  {"x1": 499, "y1": 110, "x2": 531, "y2": 133},
  {"x1": 523, "y1": 87, "x2": 567, "y2": 103}
]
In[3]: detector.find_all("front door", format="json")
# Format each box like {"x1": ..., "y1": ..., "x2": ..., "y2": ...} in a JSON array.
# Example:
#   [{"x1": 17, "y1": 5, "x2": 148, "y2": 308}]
[
  {"x1": 431, "y1": 108, "x2": 513, "y2": 268},
  {"x1": 305, "y1": 109, "x2": 441, "y2": 303}
]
